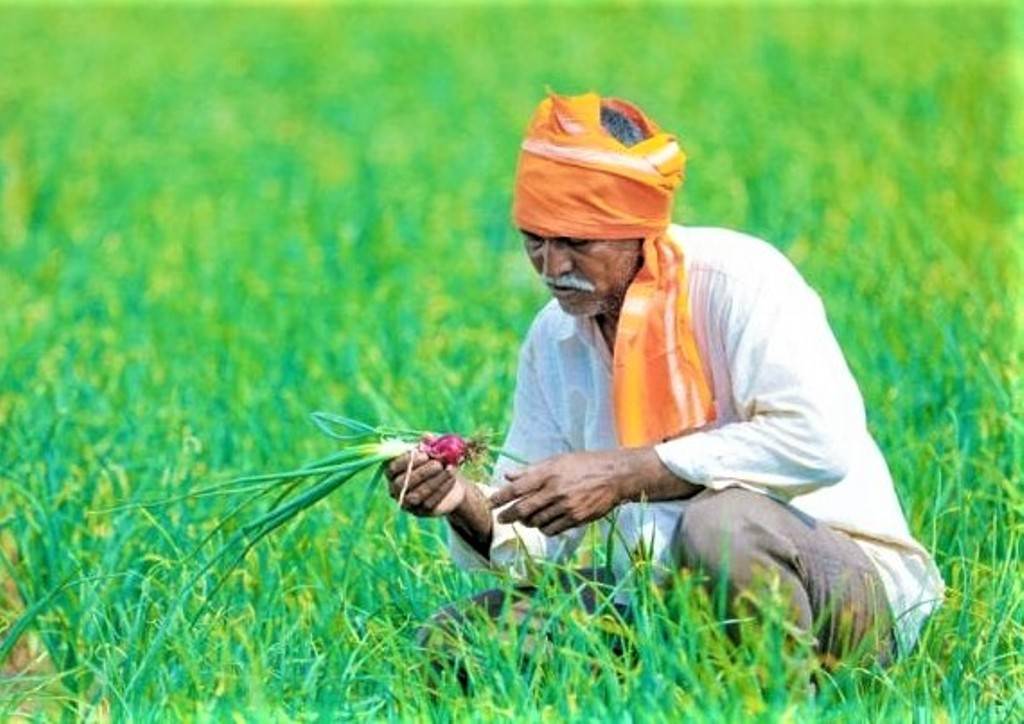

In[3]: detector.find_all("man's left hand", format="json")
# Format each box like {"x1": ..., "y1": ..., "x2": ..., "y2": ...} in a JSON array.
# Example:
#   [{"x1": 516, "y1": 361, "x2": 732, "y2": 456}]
[{"x1": 488, "y1": 448, "x2": 661, "y2": 536}]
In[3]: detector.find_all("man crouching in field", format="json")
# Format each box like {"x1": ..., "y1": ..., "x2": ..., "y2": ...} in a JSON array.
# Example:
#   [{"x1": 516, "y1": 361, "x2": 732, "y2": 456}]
[{"x1": 385, "y1": 92, "x2": 943, "y2": 665}]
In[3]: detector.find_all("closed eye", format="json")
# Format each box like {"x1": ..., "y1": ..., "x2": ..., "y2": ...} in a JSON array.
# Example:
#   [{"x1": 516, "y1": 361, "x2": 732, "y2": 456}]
[{"x1": 564, "y1": 238, "x2": 598, "y2": 252}]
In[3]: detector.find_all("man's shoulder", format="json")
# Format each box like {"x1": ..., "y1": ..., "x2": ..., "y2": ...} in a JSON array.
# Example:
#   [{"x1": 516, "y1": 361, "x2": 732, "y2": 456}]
[{"x1": 670, "y1": 224, "x2": 801, "y2": 282}]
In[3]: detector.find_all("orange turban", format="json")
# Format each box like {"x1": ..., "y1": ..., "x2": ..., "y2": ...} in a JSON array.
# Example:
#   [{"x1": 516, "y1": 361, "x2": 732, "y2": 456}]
[{"x1": 513, "y1": 92, "x2": 715, "y2": 447}]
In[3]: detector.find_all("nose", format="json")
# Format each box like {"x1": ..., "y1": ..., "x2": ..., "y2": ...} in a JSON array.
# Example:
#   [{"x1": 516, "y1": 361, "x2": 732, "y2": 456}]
[{"x1": 540, "y1": 239, "x2": 573, "y2": 278}]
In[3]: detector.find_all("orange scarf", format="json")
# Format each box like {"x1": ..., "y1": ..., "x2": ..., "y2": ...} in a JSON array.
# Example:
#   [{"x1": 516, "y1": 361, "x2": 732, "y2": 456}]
[{"x1": 513, "y1": 92, "x2": 715, "y2": 446}]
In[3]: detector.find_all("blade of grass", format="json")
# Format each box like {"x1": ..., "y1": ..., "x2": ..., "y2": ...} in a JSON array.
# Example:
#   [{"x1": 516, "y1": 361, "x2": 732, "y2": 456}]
[
  {"x1": 190, "y1": 465, "x2": 388, "y2": 626},
  {"x1": 126, "y1": 456, "x2": 391, "y2": 697}
]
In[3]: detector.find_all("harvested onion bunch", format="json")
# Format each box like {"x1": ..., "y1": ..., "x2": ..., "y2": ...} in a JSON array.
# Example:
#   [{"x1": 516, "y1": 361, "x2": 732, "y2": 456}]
[{"x1": 120, "y1": 412, "x2": 505, "y2": 622}]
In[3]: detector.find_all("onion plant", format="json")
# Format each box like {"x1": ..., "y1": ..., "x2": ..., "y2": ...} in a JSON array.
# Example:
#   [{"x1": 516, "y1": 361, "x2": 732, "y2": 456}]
[{"x1": 112, "y1": 412, "x2": 506, "y2": 624}]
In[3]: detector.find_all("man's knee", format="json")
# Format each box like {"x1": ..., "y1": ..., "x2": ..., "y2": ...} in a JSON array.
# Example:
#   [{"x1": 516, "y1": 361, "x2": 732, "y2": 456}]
[
  {"x1": 676, "y1": 488, "x2": 780, "y2": 578},
  {"x1": 416, "y1": 587, "x2": 523, "y2": 649}
]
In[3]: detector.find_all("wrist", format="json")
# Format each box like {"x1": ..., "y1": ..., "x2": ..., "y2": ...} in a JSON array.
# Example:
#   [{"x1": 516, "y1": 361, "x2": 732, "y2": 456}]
[
  {"x1": 446, "y1": 478, "x2": 490, "y2": 525},
  {"x1": 445, "y1": 480, "x2": 494, "y2": 558},
  {"x1": 614, "y1": 450, "x2": 642, "y2": 503},
  {"x1": 616, "y1": 465, "x2": 640, "y2": 504},
  {"x1": 618, "y1": 447, "x2": 673, "y2": 503},
  {"x1": 447, "y1": 475, "x2": 473, "y2": 516}
]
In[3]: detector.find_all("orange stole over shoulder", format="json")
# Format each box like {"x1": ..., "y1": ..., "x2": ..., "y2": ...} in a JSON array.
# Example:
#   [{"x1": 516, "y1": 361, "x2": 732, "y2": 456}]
[
  {"x1": 613, "y1": 230, "x2": 715, "y2": 446},
  {"x1": 512, "y1": 92, "x2": 715, "y2": 446}
]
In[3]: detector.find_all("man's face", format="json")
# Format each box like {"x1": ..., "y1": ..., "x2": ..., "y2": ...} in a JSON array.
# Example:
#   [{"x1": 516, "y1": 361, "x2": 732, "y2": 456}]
[{"x1": 522, "y1": 230, "x2": 643, "y2": 317}]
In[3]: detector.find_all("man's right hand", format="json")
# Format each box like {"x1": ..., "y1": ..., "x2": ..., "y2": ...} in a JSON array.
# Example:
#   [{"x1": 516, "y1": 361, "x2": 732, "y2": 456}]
[{"x1": 386, "y1": 450, "x2": 467, "y2": 517}]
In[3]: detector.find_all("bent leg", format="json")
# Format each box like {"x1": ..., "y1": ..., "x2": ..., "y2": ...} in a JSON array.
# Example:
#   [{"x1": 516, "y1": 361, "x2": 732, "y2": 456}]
[
  {"x1": 418, "y1": 566, "x2": 620, "y2": 642},
  {"x1": 676, "y1": 487, "x2": 894, "y2": 664},
  {"x1": 416, "y1": 567, "x2": 628, "y2": 687}
]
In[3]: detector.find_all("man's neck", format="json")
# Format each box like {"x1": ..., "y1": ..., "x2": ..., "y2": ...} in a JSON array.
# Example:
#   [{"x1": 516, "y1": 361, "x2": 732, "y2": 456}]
[{"x1": 596, "y1": 308, "x2": 620, "y2": 351}]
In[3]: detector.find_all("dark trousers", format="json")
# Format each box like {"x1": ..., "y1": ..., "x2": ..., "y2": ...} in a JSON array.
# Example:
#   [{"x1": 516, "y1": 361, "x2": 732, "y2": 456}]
[{"x1": 420, "y1": 488, "x2": 894, "y2": 667}]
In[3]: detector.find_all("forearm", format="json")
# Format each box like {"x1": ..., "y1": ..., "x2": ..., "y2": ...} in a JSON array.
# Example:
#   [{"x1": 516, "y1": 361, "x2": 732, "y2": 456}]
[
  {"x1": 447, "y1": 481, "x2": 493, "y2": 560},
  {"x1": 618, "y1": 447, "x2": 703, "y2": 503},
  {"x1": 653, "y1": 419, "x2": 849, "y2": 497}
]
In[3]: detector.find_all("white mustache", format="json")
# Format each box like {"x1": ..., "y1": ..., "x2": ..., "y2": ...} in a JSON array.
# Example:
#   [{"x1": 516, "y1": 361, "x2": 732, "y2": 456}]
[{"x1": 543, "y1": 273, "x2": 597, "y2": 293}]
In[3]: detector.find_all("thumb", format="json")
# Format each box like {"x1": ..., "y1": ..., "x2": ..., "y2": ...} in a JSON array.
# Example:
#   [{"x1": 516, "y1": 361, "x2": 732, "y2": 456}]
[{"x1": 433, "y1": 477, "x2": 467, "y2": 516}]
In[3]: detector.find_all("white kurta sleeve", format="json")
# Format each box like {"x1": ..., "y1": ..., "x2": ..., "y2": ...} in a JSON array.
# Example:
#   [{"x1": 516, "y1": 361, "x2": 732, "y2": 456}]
[
  {"x1": 448, "y1": 330, "x2": 586, "y2": 574},
  {"x1": 655, "y1": 254, "x2": 867, "y2": 499}
]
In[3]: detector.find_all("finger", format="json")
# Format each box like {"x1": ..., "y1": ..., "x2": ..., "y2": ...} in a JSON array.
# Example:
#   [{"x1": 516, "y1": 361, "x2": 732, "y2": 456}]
[
  {"x1": 387, "y1": 451, "x2": 418, "y2": 478},
  {"x1": 540, "y1": 516, "x2": 575, "y2": 537},
  {"x1": 522, "y1": 500, "x2": 567, "y2": 529},
  {"x1": 405, "y1": 469, "x2": 453, "y2": 507},
  {"x1": 489, "y1": 468, "x2": 544, "y2": 508},
  {"x1": 388, "y1": 458, "x2": 442, "y2": 498},
  {"x1": 497, "y1": 492, "x2": 555, "y2": 525},
  {"x1": 403, "y1": 458, "x2": 443, "y2": 491},
  {"x1": 421, "y1": 474, "x2": 457, "y2": 511},
  {"x1": 401, "y1": 466, "x2": 446, "y2": 501},
  {"x1": 387, "y1": 450, "x2": 428, "y2": 479},
  {"x1": 386, "y1": 453, "x2": 409, "y2": 479}
]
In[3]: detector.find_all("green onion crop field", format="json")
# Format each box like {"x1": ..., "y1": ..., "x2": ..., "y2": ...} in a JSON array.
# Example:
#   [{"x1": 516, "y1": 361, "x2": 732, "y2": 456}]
[{"x1": 0, "y1": 1, "x2": 1020, "y2": 719}]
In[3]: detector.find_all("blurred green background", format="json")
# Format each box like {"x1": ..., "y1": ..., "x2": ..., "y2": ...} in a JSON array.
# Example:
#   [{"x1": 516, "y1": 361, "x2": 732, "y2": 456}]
[{"x1": 0, "y1": 2, "x2": 1020, "y2": 718}]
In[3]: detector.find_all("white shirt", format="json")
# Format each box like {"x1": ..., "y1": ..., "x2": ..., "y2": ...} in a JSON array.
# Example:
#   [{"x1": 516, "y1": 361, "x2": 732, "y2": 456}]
[{"x1": 450, "y1": 225, "x2": 944, "y2": 653}]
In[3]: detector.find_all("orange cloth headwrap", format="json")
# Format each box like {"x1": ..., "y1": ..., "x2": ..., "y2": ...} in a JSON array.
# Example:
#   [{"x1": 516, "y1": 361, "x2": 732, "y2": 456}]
[{"x1": 513, "y1": 92, "x2": 716, "y2": 447}]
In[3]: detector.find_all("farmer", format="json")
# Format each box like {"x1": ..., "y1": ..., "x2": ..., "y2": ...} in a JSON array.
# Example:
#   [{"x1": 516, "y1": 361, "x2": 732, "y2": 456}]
[{"x1": 386, "y1": 92, "x2": 943, "y2": 663}]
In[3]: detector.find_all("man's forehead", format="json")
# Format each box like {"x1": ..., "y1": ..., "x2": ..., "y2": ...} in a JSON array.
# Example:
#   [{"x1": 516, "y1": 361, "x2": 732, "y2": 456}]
[{"x1": 520, "y1": 229, "x2": 604, "y2": 244}]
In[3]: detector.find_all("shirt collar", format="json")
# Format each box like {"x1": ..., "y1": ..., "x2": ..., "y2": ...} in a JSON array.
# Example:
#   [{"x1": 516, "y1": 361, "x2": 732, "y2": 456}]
[{"x1": 553, "y1": 308, "x2": 608, "y2": 354}]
